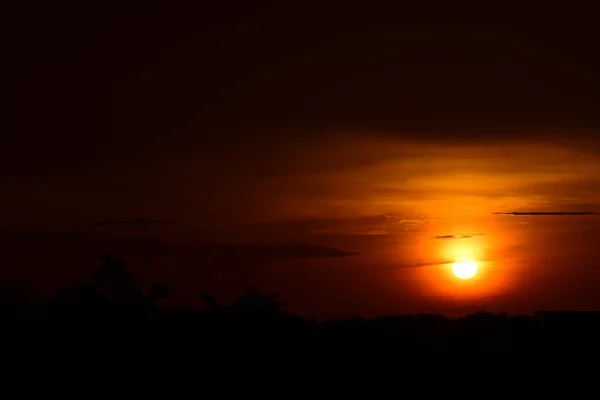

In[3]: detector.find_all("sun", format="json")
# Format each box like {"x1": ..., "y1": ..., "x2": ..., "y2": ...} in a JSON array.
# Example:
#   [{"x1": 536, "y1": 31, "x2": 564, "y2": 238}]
[{"x1": 452, "y1": 256, "x2": 478, "y2": 279}]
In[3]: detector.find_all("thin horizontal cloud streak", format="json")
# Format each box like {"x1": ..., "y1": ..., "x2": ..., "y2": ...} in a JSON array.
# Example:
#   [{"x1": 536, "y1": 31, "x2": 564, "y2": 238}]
[
  {"x1": 433, "y1": 234, "x2": 480, "y2": 239},
  {"x1": 94, "y1": 217, "x2": 177, "y2": 230},
  {"x1": 1, "y1": 231, "x2": 360, "y2": 264},
  {"x1": 236, "y1": 214, "x2": 404, "y2": 240},
  {"x1": 404, "y1": 260, "x2": 454, "y2": 269},
  {"x1": 492, "y1": 212, "x2": 597, "y2": 216},
  {"x1": 348, "y1": 230, "x2": 389, "y2": 236}
]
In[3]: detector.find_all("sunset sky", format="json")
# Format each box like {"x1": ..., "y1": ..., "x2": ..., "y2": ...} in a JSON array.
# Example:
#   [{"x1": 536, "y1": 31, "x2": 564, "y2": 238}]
[{"x1": 3, "y1": 2, "x2": 600, "y2": 317}]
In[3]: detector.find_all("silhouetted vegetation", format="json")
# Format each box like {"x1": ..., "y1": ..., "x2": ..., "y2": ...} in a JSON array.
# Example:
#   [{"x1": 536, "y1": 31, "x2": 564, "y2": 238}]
[{"x1": 3, "y1": 253, "x2": 600, "y2": 351}]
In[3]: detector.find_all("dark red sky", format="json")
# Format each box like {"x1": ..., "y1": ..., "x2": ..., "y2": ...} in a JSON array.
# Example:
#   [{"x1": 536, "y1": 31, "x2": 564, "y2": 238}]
[{"x1": 3, "y1": 1, "x2": 600, "y2": 317}]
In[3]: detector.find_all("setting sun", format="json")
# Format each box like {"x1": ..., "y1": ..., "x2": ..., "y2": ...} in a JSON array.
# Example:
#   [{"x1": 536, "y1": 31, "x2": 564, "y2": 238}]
[{"x1": 452, "y1": 256, "x2": 478, "y2": 279}]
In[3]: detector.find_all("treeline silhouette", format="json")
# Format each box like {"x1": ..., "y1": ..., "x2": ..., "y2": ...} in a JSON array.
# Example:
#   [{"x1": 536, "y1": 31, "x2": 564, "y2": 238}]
[{"x1": 2, "y1": 252, "x2": 600, "y2": 351}]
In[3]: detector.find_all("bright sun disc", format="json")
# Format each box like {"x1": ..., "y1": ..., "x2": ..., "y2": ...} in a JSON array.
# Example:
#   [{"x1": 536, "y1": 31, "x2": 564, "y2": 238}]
[{"x1": 452, "y1": 256, "x2": 478, "y2": 279}]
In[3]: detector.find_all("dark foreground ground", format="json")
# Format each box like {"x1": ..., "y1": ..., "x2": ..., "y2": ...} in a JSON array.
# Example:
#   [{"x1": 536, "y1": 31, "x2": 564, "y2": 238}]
[{"x1": 2, "y1": 253, "x2": 600, "y2": 352}]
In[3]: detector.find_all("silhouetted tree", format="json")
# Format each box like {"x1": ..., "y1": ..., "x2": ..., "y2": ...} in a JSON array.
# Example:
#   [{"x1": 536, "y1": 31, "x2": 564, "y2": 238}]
[
  {"x1": 47, "y1": 252, "x2": 169, "y2": 321},
  {"x1": 7, "y1": 250, "x2": 600, "y2": 351},
  {"x1": 231, "y1": 287, "x2": 283, "y2": 312},
  {"x1": 91, "y1": 252, "x2": 143, "y2": 304},
  {"x1": 147, "y1": 282, "x2": 169, "y2": 304},
  {"x1": 199, "y1": 293, "x2": 222, "y2": 311}
]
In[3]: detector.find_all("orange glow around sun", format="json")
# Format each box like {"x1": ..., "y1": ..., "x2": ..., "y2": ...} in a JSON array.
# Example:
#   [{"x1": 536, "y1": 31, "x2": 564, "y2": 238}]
[
  {"x1": 409, "y1": 218, "x2": 515, "y2": 302},
  {"x1": 452, "y1": 256, "x2": 478, "y2": 279}
]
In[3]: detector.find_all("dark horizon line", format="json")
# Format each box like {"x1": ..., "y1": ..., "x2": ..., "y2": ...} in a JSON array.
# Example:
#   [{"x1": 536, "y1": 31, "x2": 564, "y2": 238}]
[{"x1": 492, "y1": 212, "x2": 597, "y2": 216}]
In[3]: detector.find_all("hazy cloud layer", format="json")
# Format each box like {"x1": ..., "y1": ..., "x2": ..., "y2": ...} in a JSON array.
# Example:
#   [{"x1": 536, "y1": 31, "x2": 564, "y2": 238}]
[
  {"x1": 0, "y1": 231, "x2": 359, "y2": 265},
  {"x1": 4, "y1": 2, "x2": 600, "y2": 235}
]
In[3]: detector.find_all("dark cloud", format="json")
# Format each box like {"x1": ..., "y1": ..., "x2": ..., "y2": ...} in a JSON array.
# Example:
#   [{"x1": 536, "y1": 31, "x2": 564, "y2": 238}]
[
  {"x1": 492, "y1": 212, "x2": 597, "y2": 216},
  {"x1": 352, "y1": 230, "x2": 389, "y2": 236},
  {"x1": 405, "y1": 260, "x2": 453, "y2": 269},
  {"x1": 188, "y1": 244, "x2": 360, "y2": 263},
  {"x1": 1, "y1": 230, "x2": 359, "y2": 265},
  {"x1": 4, "y1": 1, "x2": 600, "y2": 236},
  {"x1": 94, "y1": 218, "x2": 177, "y2": 230},
  {"x1": 3, "y1": 1, "x2": 600, "y2": 182},
  {"x1": 434, "y1": 234, "x2": 482, "y2": 239},
  {"x1": 316, "y1": 230, "x2": 391, "y2": 237},
  {"x1": 233, "y1": 214, "x2": 401, "y2": 241}
]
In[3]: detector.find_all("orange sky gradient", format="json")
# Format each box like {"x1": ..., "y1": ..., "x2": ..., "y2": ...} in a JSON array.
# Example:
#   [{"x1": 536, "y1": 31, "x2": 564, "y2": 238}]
[
  {"x1": 4, "y1": 2, "x2": 600, "y2": 318},
  {"x1": 3, "y1": 133, "x2": 600, "y2": 318}
]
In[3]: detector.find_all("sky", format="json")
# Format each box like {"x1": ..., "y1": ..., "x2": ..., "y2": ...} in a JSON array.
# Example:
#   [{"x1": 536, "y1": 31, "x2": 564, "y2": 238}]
[{"x1": 3, "y1": 2, "x2": 600, "y2": 317}]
